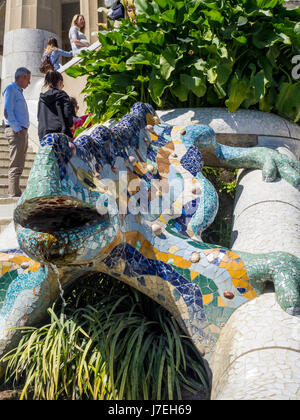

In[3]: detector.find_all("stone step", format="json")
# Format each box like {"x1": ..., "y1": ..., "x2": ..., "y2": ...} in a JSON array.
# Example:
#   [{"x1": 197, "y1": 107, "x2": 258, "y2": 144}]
[
  {"x1": 0, "y1": 218, "x2": 14, "y2": 234},
  {"x1": 1, "y1": 151, "x2": 36, "y2": 160},
  {"x1": 0, "y1": 205, "x2": 16, "y2": 220},
  {"x1": 0, "y1": 144, "x2": 10, "y2": 152},
  {"x1": 0, "y1": 197, "x2": 18, "y2": 234},
  {"x1": 0, "y1": 141, "x2": 34, "y2": 151},
  {"x1": 0, "y1": 147, "x2": 9, "y2": 153},
  {"x1": 0, "y1": 136, "x2": 35, "y2": 153},
  {"x1": 0, "y1": 158, "x2": 34, "y2": 167},
  {"x1": 0, "y1": 184, "x2": 27, "y2": 196},
  {"x1": 0, "y1": 197, "x2": 19, "y2": 205},
  {"x1": 0, "y1": 167, "x2": 31, "y2": 176},
  {"x1": 0, "y1": 158, "x2": 35, "y2": 169},
  {"x1": 0, "y1": 174, "x2": 29, "y2": 183}
]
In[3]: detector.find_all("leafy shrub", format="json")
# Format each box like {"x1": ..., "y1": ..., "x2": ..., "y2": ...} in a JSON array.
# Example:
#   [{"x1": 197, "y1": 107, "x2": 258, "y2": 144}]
[
  {"x1": 66, "y1": 0, "x2": 300, "y2": 123},
  {"x1": 1, "y1": 274, "x2": 209, "y2": 400}
]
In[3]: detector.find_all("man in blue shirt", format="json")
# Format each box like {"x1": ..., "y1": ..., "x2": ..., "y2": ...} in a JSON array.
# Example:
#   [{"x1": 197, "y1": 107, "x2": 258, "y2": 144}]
[{"x1": 2, "y1": 67, "x2": 31, "y2": 197}]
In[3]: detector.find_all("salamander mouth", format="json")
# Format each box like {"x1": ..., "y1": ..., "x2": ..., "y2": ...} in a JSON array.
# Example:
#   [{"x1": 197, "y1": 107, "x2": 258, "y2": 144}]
[{"x1": 14, "y1": 196, "x2": 108, "y2": 233}]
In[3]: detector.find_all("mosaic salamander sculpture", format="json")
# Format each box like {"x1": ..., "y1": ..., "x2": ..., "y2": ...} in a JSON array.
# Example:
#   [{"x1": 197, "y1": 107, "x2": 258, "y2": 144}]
[{"x1": 0, "y1": 102, "x2": 299, "y2": 363}]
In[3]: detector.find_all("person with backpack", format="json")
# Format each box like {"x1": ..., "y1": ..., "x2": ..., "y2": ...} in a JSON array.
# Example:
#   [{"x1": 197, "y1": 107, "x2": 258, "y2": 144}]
[
  {"x1": 40, "y1": 37, "x2": 73, "y2": 74},
  {"x1": 38, "y1": 71, "x2": 73, "y2": 141}
]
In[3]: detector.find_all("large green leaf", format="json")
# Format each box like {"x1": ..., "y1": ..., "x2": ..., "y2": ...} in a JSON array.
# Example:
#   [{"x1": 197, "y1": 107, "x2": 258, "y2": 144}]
[
  {"x1": 243, "y1": 70, "x2": 267, "y2": 108},
  {"x1": 255, "y1": 0, "x2": 283, "y2": 9},
  {"x1": 180, "y1": 74, "x2": 207, "y2": 98},
  {"x1": 203, "y1": 9, "x2": 224, "y2": 24},
  {"x1": 237, "y1": 16, "x2": 248, "y2": 26},
  {"x1": 252, "y1": 26, "x2": 282, "y2": 49},
  {"x1": 126, "y1": 53, "x2": 153, "y2": 66},
  {"x1": 216, "y1": 61, "x2": 233, "y2": 85},
  {"x1": 171, "y1": 83, "x2": 189, "y2": 102},
  {"x1": 129, "y1": 32, "x2": 157, "y2": 44},
  {"x1": 65, "y1": 66, "x2": 85, "y2": 78},
  {"x1": 161, "y1": 9, "x2": 177, "y2": 23},
  {"x1": 106, "y1": 93, "x2": 128, "y2": 107},
  {"x1": 160, "y1": 45, "x2": 177, "y2": 80},
  {"x1": 168, "y1": 0, "x2": 186, "y2": 9},
  {"x1": 207, "y1": 67, "x2": 218, "y2": 84},
  {"x1": 275, "y1": 81, "x2": 300, "y2": 122},
  {"x1": 152, "y1": 0, "x2": 168, "y2": 8},
  {"x1": 149, "y1": 73, "x2": 171, "y2": 106},
  {"x1": 134, "y1": 0, "x2": 155, "y2": 15},
  {"x1": 194, "y1": 58, "x2": 207, "y2": 72},
  {"x1": 225, "y1": 76, "x2": 250, "y2": 112},
  {"x1": 259, "y1": 87, "x2": 277, "y2": 112},
  {"x1": 258, "y1": 55, "x2": 274, "y2": 83},
  {"x1": 110, "y1": 73, "x2": 133, "y2": 87}
]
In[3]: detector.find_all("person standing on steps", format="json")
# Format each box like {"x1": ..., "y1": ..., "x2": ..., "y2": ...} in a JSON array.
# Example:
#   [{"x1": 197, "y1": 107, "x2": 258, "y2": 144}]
[
  {"x1": 69, "y1": 14, "x2": 90, "y2": 56},
  {"x1": 1, "y1": 67, "x2": 31, "y2": 198},
  {"x1": 38, "y1": 71, "x2": 73, "y2": 141}
]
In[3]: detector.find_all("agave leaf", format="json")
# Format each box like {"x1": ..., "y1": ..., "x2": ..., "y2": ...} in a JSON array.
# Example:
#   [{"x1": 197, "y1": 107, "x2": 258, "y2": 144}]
[
  {"x1": 156, "y1": 341, "x2": 166, "y2": 400},
  {"x1": 167, "y1": 365, "x2": 174, "y2": 400},
  {"x1": 78, "y1": 339, "x2": 93, "y2": 393}
]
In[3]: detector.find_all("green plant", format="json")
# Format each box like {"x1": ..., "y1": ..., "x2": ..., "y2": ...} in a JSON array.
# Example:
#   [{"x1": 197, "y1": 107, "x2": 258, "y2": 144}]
[
  {"x1": 0, "y1": 308, "x2": 113, "y2": 401},
  {"x1": 201, "y1": 167, "x2": 238, "y2": 247},
  {"x1": 1, "y1": 275, "x2": 209, "y2": 400},
  {"x1": 66, "y1": 0, "x2": 300, "y2": 123},
  {"x1": 202, "y1": 167, "x2": 238, "y2": 196}
]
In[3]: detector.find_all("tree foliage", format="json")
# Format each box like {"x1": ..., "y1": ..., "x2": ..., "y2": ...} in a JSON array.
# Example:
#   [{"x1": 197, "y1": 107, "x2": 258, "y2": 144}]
[{"x1": 66, "y1": 0, "x2": 300, "y2": 123}]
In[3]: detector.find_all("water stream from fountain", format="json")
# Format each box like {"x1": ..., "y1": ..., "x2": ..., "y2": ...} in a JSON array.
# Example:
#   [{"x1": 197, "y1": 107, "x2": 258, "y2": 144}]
[{"x1": 49, "y1": 263, "x2": 67, "y2": 309}]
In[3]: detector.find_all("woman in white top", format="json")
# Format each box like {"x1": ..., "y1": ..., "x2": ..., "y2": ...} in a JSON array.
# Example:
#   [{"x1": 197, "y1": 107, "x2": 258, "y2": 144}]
[{"x1": 69, "y1": 14, "x2": 90, "y2": 56}]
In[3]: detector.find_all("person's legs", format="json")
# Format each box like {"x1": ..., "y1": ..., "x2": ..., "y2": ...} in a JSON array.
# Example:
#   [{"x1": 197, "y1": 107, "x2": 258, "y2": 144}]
[{"x1": 6, "y1": 127, "x2": 28, "y2": 197}]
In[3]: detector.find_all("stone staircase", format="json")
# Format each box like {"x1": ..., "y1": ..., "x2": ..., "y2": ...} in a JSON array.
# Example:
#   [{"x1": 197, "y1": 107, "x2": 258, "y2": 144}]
[{"x1": 0, "y1": 128, "x2": 36, "y2": 233}]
